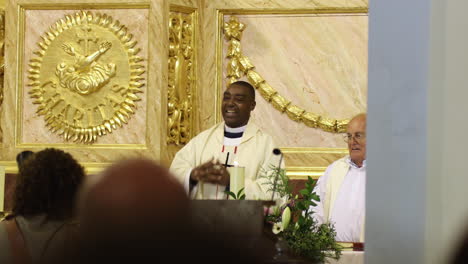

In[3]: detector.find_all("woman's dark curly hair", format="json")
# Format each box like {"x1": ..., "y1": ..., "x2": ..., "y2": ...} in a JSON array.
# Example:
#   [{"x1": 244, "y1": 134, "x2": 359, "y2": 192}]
[{"x1": 12, "y1": 148, "x2": 85, "y2": 220}]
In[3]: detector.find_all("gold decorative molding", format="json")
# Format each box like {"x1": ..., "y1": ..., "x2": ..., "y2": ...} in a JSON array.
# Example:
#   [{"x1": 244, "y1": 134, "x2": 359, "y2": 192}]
[
  {"x1": 27, "y1": 10, "x2": 145, "y2": 144},
  {"x1": 282, "y1": 147, "x2": 348, "y2": 179},
  {"x1": 281, "y1": 147, "x2": 348, "y2": 154},
  {"x1": 167, "y1": 6, "x2": 197, "y2": 146},
  {"x1": 0, "y1": 9, "x2": 3, "y2": 108},
  {"x1": 0, "y1": 9, "x2": 4, "y2": 143},
  {"x1": 223, "y1": 16, "x2": 351, "y2": 133},
  {"x1": 0, "y1": 160, "x2": 111, "y2": 174},
  {"x1": 286, "y1": 166, "x2": 328, "y2": 180}
]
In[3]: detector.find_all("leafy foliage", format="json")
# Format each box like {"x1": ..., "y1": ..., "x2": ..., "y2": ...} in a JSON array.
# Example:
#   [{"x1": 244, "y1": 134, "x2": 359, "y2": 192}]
[
  {"x1": 258, "y1": 165, "x2": 292, "y2": 198},
  {"x1": 260, "y1": 166, "x2": 342, "y2": 263},
  {"x1": 225, "y1": 187, "x2": 246, "y2": 200}
]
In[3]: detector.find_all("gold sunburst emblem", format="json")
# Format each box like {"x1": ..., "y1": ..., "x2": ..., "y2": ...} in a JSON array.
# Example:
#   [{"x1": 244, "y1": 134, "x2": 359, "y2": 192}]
[{"x1": 28, "y1": 11, "x2": 145, "y2": 143}]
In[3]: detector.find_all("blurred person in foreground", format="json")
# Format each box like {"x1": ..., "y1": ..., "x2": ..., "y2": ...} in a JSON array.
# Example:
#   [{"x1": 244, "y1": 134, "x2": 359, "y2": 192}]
[
  {"x1": 310, "y1": 113, "x2": 367, "y2": 243},
  {"x1": 0, "y1": 150, "x2": 35, "y2": 220},
  {"x1": 0, "y1": 148, "x2": 84, "y2": 264},
  {"x1": 15, "y1": 150, "x2": 34, "y2": 173},
  {"x1": 71, "y1": 158, "x2": 259, "y2": 263}
]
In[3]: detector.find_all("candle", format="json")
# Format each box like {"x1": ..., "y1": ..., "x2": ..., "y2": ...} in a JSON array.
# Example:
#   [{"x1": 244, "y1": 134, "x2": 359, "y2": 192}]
[{"x1": 228, "y1": 164, "x2": 245, "y2": 199}]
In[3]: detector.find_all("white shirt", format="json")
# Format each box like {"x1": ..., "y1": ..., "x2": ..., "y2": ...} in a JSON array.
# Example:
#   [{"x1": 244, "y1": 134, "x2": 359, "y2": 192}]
[{"x1": 312, "y1": 157, "x2": 366, "y2": 242}]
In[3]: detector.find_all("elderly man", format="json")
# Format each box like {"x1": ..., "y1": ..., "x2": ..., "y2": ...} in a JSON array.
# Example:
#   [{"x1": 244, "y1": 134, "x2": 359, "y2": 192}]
[
  {"x1": 170, "y1": 81, "x2": 281, "y2": 200},
  {"x1": 311, "y1": 113, "x2": 367, "y2": 242}
]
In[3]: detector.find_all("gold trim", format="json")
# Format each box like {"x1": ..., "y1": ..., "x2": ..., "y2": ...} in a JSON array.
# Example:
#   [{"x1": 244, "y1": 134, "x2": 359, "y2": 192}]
[
  {"x1": 215, "y1": 10, "x2": 224, "y2": 124},
  {"x1": 0, "y1": 9, "x2": 4, "y2": 144},
  {"x1": 219, "y1": 7, "x2": 368, "y2": 15},
  {"x1": 169, "y1": 4, "x2": 196, "y2": 14},
  {"x1": 81, "y1": 162, "x2": 113, "y2": 175},
  {"x1": 26, "y1": 10, "x2": 145, "y2": 143},
  {"x1": 15, "y1": 143, "x2": 147, "y2": 150},
  {"x1": 0, "y1": 161, "x2": 329, "y2": 178},
  {"x1": 0, "y1": 160, "x2": 112, "y2": 174},
  {"x1": 18, "y1": 3, "x2": 150, "y2": 10},
  {"x1": 167, "y1": 6, "x2": 198, "y2": 146},
  {"x1": 0, "y1": 161, "x2": 18, "y2": 174},
  {"x1": 286, "y1": 166, "x2": 327, "y2": 180},
  {"x1": 16, "y1": 6, "x2": 26, "y2": 147},
  {"x1": 281, "y1": 147, "x2": 348, "y2": 154},
  {"x1": 222, "y1": 15, "x2": 367, "y2": 133},
  {"x1": 0, "y1": 9, "x2": 4, "y2": 108},
  {"x1": 16, "y1": 5, "x2": 150, "y2": 148},
  {"x1": 281, "y1": 148, "x2": 347, "y2": 180}
]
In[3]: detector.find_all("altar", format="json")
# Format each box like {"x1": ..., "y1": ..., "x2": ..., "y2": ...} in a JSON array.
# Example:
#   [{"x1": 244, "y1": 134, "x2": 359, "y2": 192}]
[
  {"x1": 190, "y1": 200, "x2": 364, "y2": 264},
  {"x1": 329, "y1": 251, "x2": 364, "y2": 264}
]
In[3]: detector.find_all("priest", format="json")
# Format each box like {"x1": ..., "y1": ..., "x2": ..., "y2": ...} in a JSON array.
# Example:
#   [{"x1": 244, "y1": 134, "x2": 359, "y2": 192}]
[
  {"x1": 310, "y1": 113, "x2": 367, "y2": 242},
  {"x1": 170, "y1": 81, "x2": 281, "y2": 200}
]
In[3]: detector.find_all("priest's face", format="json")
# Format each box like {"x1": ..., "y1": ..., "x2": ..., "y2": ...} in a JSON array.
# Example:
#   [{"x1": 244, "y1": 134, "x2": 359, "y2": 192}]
[
  {"x1": 222, "y1": 84, "x2": 256, "y2": 128},
  {"x1": 346, "y1": 114, "x2": 366, "y2": 167}
]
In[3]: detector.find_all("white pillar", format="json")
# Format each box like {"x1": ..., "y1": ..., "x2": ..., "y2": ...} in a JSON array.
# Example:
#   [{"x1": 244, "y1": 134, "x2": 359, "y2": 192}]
[{"x1": 366, "y1": 0, "x2": 468, "y2": 263}]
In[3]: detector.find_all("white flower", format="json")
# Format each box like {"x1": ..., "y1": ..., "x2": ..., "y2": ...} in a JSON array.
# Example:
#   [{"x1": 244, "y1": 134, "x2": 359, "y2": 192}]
[
  {"x1": 282, "y1": 207, "x2": 291, "y2": 230},
  {"x1": 272, "y1": 222, "x2": 284, "y2": 234}
]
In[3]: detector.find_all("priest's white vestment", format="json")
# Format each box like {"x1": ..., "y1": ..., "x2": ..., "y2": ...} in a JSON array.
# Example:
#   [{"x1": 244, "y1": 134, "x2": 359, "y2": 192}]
[{"x1": 170, "y1": 121, "x2": 280, "y2": 200}]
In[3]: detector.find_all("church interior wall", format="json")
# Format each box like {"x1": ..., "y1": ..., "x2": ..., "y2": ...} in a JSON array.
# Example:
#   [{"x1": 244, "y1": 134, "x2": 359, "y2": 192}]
[{"x1": 0, "y1": 0, "x2": 368, "y2": 210}]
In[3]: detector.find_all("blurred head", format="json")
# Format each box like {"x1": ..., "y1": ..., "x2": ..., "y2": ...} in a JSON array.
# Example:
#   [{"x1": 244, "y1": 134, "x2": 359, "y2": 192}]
[
  {"x1": 13, "y1": 148, "x2": 84, "y2": 220},
  {"x1": 76, "y1": 158, "x2": 190, "y2": 260},
  {"x1": 222, "y1": 81, "x2": 256, "y2": 128},
  {"x1": 346, "y1": 113, "x2": 367, "y2": 167},
  {"x1": 15, "y1": 150, "x2": 34, "y2": 173}
]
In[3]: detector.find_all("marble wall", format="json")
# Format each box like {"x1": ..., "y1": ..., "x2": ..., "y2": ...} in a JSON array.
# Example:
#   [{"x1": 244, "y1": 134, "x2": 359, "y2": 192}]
[
  {"x1": 21, "y1": 9, "x2": 149, "y2": 145},
  {"x1": 0, "y1": 0, "x2": 368, "y2": 178},
  {"x1": 224, "y1": 14, "x2": 368, "y2": 148},
  {"x1": 1, "y1": 0, "x2": 164, "y2": 173},
  {"x1": 211, "y1": 1, "x2": 368, "y2": 177}
]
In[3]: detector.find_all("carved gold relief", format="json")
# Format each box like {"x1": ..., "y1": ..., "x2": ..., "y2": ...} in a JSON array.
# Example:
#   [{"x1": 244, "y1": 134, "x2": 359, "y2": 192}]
[
  {"x1": 0, "y1": 10, "x2": 4, "y2": 143},
  {"x1": 0, "y1": 10, "x2": 4, "y2": 108},
  {"x1": 167, "y1": 10, "x2": 196, "y2": 146},
  {"x1": 27, "y1": 11, "x2": 145, "y2": 143},
  {"x1": 223, "y1": 16, "x2": 350, "y2": 133}
]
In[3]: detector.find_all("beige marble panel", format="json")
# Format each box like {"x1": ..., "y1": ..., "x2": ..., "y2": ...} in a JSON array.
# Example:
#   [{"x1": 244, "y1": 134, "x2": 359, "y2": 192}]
[
  {"x1": 222, "y1": 13, "x2": 368, "y2": 148},
  {"x1": 198, "y1": 0, "x2": 368, "y2": 176},
  {"x1": 21, "y1": 9, "x2": 149, "y2": 145},
  {"x1": 1, "y1": 0, "x2": 163, "y2": 169}
]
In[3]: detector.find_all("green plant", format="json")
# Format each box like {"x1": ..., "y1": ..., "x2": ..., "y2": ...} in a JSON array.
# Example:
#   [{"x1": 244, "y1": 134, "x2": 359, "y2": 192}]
[
  {"x1": 259, "y1": 165, "x2": 292, "y2": 198},
  {"x1": 225, "y1": 187, "x2": 245, "y2": 200},
  {"x1": 261, "y1": 167, "x2": 342, "y2": 263}
]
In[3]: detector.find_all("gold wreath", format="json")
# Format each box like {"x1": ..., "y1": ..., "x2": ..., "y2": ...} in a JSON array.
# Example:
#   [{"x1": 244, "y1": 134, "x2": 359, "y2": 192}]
[
  {"x1": 28, "y1": 11, "x2": 145, "y2": 143},
  {"x1": 223, "y1": 16, "x2": 350, "y2": 133}
]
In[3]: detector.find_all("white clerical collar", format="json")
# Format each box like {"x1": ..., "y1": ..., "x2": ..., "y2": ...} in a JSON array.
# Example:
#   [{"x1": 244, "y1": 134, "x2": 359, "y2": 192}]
[
  {"x1": 346, "y1": 156, "x2": 366, "y2": 169},
  {"x1": 224, "y1": 124, "x2": 247, "y2": 133}
]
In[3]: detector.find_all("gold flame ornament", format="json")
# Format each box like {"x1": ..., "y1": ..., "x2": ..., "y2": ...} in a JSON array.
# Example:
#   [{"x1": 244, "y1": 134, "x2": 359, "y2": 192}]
[{"x1": 28, "y1": 11, "x2": 145, "y2": 143}]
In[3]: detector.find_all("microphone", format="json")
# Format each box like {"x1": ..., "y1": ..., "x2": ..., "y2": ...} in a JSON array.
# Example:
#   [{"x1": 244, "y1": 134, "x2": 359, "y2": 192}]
[
  {"x1": 271, "y1": 148, "x2": 284, "y2": 201},
  {"x1": 273, "y1": 148, "x2": 282, "y2": 156}
]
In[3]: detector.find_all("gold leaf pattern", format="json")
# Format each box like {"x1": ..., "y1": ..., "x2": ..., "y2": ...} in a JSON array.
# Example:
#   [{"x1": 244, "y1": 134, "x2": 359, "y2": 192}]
[
  {"x1": 223, "y1": 16, "x2": 352, "y2": 133},
  {"x1": 27, "y1": 10, "x2": 145, "y2": 143},
  {"x1": 167, "y1": 10, "x2": 196, "y2": 146}
]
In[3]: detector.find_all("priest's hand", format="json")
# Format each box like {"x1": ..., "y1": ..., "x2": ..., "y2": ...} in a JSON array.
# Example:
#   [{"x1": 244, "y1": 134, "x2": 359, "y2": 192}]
[{"x1": 191, "y1": 159, "x2": 230, "y2": 186}]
